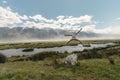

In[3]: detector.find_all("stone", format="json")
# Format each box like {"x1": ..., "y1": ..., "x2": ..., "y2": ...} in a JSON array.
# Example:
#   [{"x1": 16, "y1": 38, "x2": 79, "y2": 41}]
[{"x1": 63, "y1": 54, "x2": 78, "y2": 65}]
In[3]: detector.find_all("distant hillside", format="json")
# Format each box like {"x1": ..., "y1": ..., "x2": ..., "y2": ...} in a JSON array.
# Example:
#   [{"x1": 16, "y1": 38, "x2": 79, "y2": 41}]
[{"x1": 0, "y1": 27, "x2": 104, "y2": 42}]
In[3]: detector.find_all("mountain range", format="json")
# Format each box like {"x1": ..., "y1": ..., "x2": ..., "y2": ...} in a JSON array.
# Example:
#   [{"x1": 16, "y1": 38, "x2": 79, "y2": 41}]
[{"x1": 0, "y1": 27, "x2": 108, "y2": 42}]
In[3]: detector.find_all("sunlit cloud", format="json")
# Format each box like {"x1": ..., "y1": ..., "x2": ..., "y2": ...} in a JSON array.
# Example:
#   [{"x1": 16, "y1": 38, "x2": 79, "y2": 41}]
[
  {"x1": 0, "y1": 6, "x2": 120, "y2": 40},
  {"x1": 0, "y1": 7, "x2": 22, "y2": 27}
]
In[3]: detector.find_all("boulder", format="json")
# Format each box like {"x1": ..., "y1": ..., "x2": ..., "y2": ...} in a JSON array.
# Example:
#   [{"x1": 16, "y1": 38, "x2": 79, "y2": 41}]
[{"x1": 63, "y1": 54, "x2": 78, "y2": 65}]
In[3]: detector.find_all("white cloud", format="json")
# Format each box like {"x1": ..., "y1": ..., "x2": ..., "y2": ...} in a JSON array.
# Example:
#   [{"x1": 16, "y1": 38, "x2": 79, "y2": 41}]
[
  {"x1": 116, "y1": 17, "x2": 120, "y2": 21},
  {"x1": 0, "y1": 6, "x2": 120, "y2": 39},
  {"x1": 57, "y1": 15, "x2": 65, "y2": 20},
  {"x1": 0, "y1": 6, "x2": 94, "y2": 29},
  {"x1": 55, "y1": 15, "x2": 93, "y2": 26},
  {"x1": 83, "y1": 25, "x2": 96, "y2": 32},
  {"x1": 100, "y1": 26, "x2": 120, "y2": 34},
  {"x1": 19, "y1": 15, "x2": 28, "y2": 20},
  {"x1": 2, "y1": 0, "x2": 7, "y2": 4},
  {"x1": 30, "y1": 15, "x2": 44, "y2": 21},
  {"x1": 25, "y1": 14, "x2": 93, "y2": 30},
  {"x1": 0, "y1": 7, "x2": 22, "y2": 27},
  {"x1": 29, "y1": 15, "x2": 54, "y2": 23}
]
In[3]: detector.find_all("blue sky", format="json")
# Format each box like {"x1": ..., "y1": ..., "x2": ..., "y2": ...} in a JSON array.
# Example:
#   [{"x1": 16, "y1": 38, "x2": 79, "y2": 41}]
[{"x1": 0, "y1": 0, "x2": 120, "y2": 29}]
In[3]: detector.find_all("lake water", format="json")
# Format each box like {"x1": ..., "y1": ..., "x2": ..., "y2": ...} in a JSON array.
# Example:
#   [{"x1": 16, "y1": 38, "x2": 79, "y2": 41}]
[{"x1": 0, "y1": 43, "x2": 115, "y2": 57}]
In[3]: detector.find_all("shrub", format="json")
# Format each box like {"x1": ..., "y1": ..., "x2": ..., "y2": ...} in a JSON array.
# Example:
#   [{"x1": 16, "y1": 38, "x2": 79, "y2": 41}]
[
  {"x1": 77, "y1": 48, "x2": 102, "y2": 59},
  {"x1": 108, "y1": 57, "x2": 115, "y2": 65},
  {"x1": 22, "y1": 48, "x2": 34, "y2": 52},
  {"x1": 0, "y1": 53, "x2": 6, "y2": 63},
  {"x1": 29, "y1": 51, "x2": 59, "y2": 61},
  {"x1": 105, "y1": 49, "x2": 119, "y2": 56},
  {"x1": 29, "y1": 51, "x2": 68, "y2": 61}
]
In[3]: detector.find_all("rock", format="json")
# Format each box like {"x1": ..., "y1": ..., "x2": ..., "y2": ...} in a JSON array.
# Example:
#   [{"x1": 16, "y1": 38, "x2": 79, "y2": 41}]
[{"x1": 63, "y1": 54, "x2": 78, "y2": 65}]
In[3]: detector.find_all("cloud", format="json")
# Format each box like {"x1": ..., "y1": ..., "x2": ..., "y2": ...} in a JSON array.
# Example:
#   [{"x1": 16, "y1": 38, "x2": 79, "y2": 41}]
[
  {"x1": 55, "y1": 15, "x2": 93, "y2": 26},
  {"x1": 2, "y1": 0, "x2": 7, "y2": 4},
  {"x1": 116, "y1": 17, "x2": 120, "y2": 21},
  {"x1": 57, "y1": 16, "x2": 65, "y2": 20},
  {"x1": 19, "y1": 15, "x2": 28, "y2": 20},
  {"x1": 0, "y1": 6, "x2": 120, "y2": 39},
  {"x1": 99, "y1": 26, "x2": 120, "y2": 35},
  {"x1": 0, "y1": 6, "x2": 93, "y2": 29},
  {"x1": 0, "y1": 7, "x2": 22, "y2": 27},
  {"x1": 26, "y1": 14, "x2": 94, "y2": 30}
]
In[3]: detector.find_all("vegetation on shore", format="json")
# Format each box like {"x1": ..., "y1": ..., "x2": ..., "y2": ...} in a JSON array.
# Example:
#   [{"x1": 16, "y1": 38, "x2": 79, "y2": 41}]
[
  {"x1": 0, "y1": 39, "x2": 119, "y2": 50},
  {"x1": 0, "y1": 39, "x2": 120, "y2": 80},
  {"x1": 22, "y1": 48, "x2": 34, "y2": 52}
]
